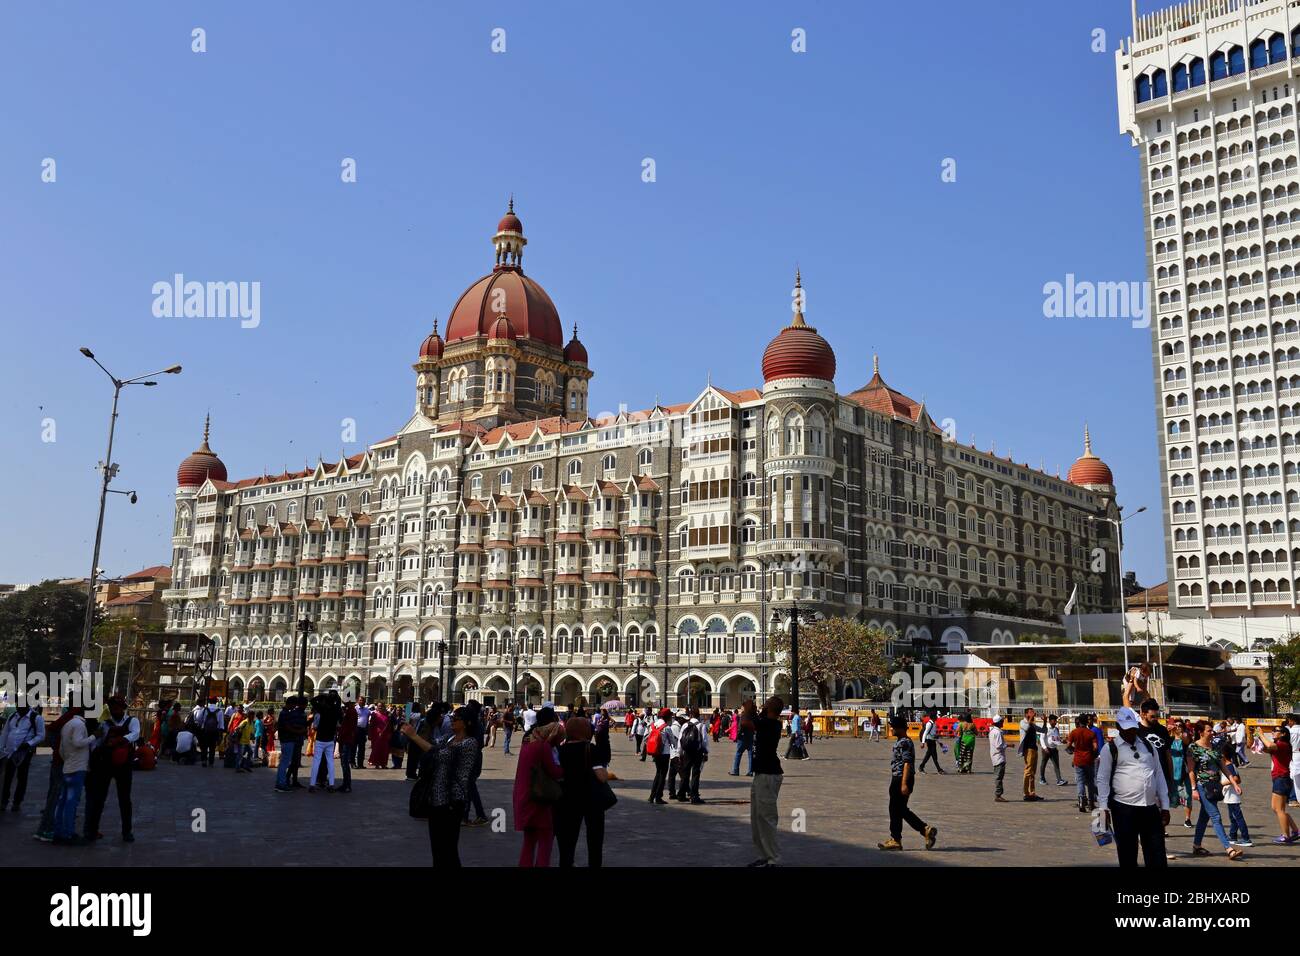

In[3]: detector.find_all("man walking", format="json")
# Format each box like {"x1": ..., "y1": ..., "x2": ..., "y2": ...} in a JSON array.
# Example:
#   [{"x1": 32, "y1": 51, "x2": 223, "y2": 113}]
[
  {"x1": 878, "y1": 716, "x2": 938, "y2": 851},
  {"x1": 918, "y1": 710, "x2": 945, "y2": 774},
  {"x1": 678, "y1": 706, "x2": 708, "y2": 804},
  {"x1": 1040, "y1": 714, "x2": 1067, "y2": 786},
  {"x1": 748, "y1": 696, "x2": 784, "y2": 867},
  {"x1": 1019, "y1": 708, "x2": 1042, "y2": 801},
  {"x1": 198, "y1": 697, "x2": 223, "y2": 768},
  {"x1": 53, "y1": 705, "x2": 91, "y2": 845},
  {"x1": 1097, "y1": 706, "x2": 1170, "y2": 867},
  {"x1": 337, "y1": 699, "x2": 357, "y2": 793},
  {"x1": 990, "y1": 714, "x2": 1008, "y2": 802},
  {"x1": 1067, "y1": 714, "x2": 1099, "y2": 812}
]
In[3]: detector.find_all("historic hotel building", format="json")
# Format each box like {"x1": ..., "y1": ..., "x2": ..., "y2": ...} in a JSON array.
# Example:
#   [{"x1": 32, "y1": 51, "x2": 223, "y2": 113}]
[
  {"x1": 1117, "y1": 0, "x2": 1300, "y2": 618},
  {"x1": 164, "y1": 204, "x2": 1123, "y2": 709}
]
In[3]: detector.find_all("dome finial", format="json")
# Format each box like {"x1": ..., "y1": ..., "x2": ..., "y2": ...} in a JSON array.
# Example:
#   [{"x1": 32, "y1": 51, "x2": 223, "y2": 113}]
[
  {"x1": 1083, "y1": 422, "x2": 1093, "y2": 455},
  {"x1": 790, "y1": 265, "x2": 807, "y2": 328},
  {"x1": 573, "y1": 322, "x2": 579, "y2": 339},
  {"x1": 873, "y1": 353, "x2": 879, "y2": 375},
  {"x1": 203, "y1": 412, "x2": 210, "y2": 446},
  {"x1": 432, "y1": 315, "x2": 439, "y2": 335},
  {"x1": 508, "y1": 193, "x2": 514, "y2": 214}
]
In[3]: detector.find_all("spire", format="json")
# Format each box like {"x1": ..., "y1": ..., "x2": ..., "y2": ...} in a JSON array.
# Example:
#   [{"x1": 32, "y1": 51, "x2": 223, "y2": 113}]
[
  {"x1": 432, "y1": 315, "x2": 439, "y2": 336},
  {"x1": 790, "y1": 266, "x2": 807, "y2": 328},
  {"x1": 1083, "y1": 422, "x2": 1094, "y2": 456},
  {"x1": 572, "y1": 322, "x2": 579, "y2": 339},
  {"x1": 873, "y1": 353, "x2": 879, "y2": 376},
  {"x1": 508, "y1": 193, "x2": 514, "y2": 214},
  {"x1": 195, "y1": 413, "x2": 213, "y2": 453}
]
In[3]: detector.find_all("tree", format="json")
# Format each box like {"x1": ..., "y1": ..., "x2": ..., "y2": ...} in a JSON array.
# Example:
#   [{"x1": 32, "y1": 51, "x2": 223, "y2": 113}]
[
  {"x1": 1271, "y1": 634, "x2": 1300, "y2": 712},
  {"x1": 771, "y1": 617, "x2": 891, "y2": 709},
  {"x1": 0, "y1": 581, "x2": 91, "y2": 678}
]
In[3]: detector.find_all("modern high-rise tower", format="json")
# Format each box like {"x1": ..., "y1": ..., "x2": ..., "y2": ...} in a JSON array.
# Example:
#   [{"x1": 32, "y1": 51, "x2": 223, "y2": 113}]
[{"x1": 1118, "y1": 0, "x2": 1300, "y2": 618}]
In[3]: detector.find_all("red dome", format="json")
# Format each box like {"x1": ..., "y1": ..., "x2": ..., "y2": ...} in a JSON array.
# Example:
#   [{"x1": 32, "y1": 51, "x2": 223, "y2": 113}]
[
  {"x1": 1067, "y1": 457, "x2": 1114, "y2": 486},
  {"x1": 488, "y1": 315, "x2": 517, "y2": 341},
  {"x1": 419, "y1": 329, "x2": 443, "y2": 359},
  {"x1": 445, "y1": 270, "x2": 564, "y2": 348},
  {"x1": 497, "y1": 211, "x2": 523, "y2": 233},
  {"x1": 564, "y1": 325, "x2": 588, "y2": 365},
  {"x1": 177, "y1": 418, "x2": 226, "y2": 487},
  {"x1": 761, "y1": 316, "x2": 836, "y2": 384},
  {"x1": 1066, "y1": 427, "x2": 1114, "y2": 486}
]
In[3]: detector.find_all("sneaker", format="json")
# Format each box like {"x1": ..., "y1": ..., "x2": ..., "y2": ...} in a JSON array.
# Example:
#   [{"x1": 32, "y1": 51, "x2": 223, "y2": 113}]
[
  {"x1": 470, "y1": 817, "x2": 489, "y2": 827},
  {"x1": 33, "y1": 831, "x2": 53, "y2": 842},
  {"x1": 727, "y1": 771, "x2": 739, "y2": 776},
  {"x1": 1057, "y1": 780, "x2": 1070, "y2": 786},
  {"x1": 690, "y1": 798, "x2": 704, "y2": 805},
  {"x1": 273, "y1": 786, "x2": 292, "y2": 793},
  {"x1": 1183, "y1": 820, "x2": 1194, "y2": 829},
  {"x1": 1232, "y1": 839, "x2": 1253, "y2": 847},
  {"x1": 994, "y1": 796, "x2": 1008, "y2": 802},
  {"x1": 746, "y1": 858, "x2": 773, "y2": 867},
  {"x1": 924, "y1": 825, "x2": 938, "y2": 850},
  {"x1": 1274, "y1": 835, "x2": 1292, "y2": 845},
  {"x1": 876, "y1": 838, "x2": 903, "y2": 851}
]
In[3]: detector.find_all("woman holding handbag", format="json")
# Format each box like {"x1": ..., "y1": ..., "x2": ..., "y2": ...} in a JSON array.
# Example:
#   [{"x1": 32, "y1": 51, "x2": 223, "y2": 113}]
[
  {"x1": 555, "y1": 717, "x2": 618, "y2": 867},
  {"x1": 1188, "y1": 719, "x2": 1244, "y2": 860},
  {"x1": 513, "y1": 718, "x2": 565, "y2": 867}
]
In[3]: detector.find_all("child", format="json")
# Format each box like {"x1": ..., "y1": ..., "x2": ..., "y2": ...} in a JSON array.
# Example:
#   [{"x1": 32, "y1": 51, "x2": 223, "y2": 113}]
[{"x1": 1222, "y1": 764, "x2": 1251, "y2": 847}]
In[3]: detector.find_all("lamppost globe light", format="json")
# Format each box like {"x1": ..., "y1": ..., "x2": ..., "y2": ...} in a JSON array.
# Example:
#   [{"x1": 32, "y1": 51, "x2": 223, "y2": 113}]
[
  {"x1": 164, "y1": 365, "x2": 182, "y2": 374},
  {"x1": 79, "y1": 347, "x2": 94, "y2": 358}
]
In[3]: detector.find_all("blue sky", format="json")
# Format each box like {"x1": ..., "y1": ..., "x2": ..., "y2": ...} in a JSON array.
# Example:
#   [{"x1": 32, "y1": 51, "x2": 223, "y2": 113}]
[{"x1": 0, "y1": 0, "x2": 1165, "y2": 585}]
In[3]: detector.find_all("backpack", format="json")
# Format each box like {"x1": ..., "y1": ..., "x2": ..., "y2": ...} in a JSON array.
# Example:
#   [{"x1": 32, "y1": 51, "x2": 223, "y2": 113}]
[
  {"x1": 203, "y1": 708, "x2": 218, "y2": 732},
  {"x1": 681, "y1": 721, "x2": 702, "y2": 758},
  {"x1": 645, "y1": 721, "x2": 664, "y2": 756}
]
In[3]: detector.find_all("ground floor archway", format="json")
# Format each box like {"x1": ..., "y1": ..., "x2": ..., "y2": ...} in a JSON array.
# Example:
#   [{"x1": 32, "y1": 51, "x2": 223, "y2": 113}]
[{"x1": 719, "y1": 672, "x2": 757, "y2": 709}]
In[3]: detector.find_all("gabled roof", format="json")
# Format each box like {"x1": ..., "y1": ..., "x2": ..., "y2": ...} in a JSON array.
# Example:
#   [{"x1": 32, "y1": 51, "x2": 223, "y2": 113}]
[
  {"x1": 123, "y1": 565, "x2": 171, "y2": 582},
  {"x1": 844, "y1": 363, "x2": 939, "y2": 432}
]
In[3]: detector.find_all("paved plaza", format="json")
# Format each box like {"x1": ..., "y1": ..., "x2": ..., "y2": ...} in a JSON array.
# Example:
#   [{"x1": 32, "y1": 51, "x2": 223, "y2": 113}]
[{"x1": 4, "y1": 733, "x2": 1298, "y2": 867}]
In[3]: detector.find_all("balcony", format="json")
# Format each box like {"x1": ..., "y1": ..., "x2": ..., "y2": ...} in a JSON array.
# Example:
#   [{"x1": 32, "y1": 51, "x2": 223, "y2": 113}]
[{"x1": 755, "y1": 536, "x2": 843, "y2": 558}]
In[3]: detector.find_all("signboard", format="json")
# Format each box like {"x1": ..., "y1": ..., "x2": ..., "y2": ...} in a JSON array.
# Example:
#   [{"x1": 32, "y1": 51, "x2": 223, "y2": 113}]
[{"x1": 207, "y1": 679, "x2": 228, "y2": 699}]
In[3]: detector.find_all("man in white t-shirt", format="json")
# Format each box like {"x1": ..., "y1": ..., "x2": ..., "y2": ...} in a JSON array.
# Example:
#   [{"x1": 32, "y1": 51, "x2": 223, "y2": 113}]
[
  {"x1": 522, "y1": 705, "x2": 538, "y2": 740},
  {"x1": 990, "y1": 715, "x2": 1007, "y2": 802},
  {"x1": 175, "y1": 728, "x2": 196, "y2": 764}
]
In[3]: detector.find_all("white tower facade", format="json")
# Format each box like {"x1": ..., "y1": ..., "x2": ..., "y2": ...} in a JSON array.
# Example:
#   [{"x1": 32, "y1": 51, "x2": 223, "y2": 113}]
[{"x1": 1118, "y1": 0, "x2": 1300, "y2": 618}]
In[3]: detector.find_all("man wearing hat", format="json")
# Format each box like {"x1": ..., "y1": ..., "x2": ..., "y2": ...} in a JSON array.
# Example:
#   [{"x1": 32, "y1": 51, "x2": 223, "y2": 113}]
[
  {"x1": 1096, "y1": 706, "x2": 1170, "y2": 867},
  {"x1": 647, "y1": 707, "x2": 674, "y2": 805},
  {"x1": 83, "y1": 695, "x2": 139, "y2": 843},
  {"x1": 989, "y1": 714, "x2": 1008, "y2": 802}
]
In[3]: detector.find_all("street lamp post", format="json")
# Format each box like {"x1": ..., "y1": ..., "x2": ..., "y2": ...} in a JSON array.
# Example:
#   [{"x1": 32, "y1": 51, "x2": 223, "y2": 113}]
[
  {"x1": 634, "y1": 655, "x2": 645, "y2": 710},
  {"x1": 76, "y1": 348, "x2": 181, "y2": 671},
  {"x1": 1089, "y1": 505, "x2": 1147, "y2": 674},
  {"x1": 436, "y1": 640, "x2": 447, "y2": 704},
  {"x1": 771, "y1": 602, "x2": 815, "y2": 713},
  {"x1": 296, "y1": 615, "x2": 316, "y2": 697},
  {"x1": 509, "y1": 635, "x2": 523, "y2": 707}
]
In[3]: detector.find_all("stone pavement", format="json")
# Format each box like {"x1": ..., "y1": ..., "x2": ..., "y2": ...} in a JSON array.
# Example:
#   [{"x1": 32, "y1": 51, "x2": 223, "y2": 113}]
[{"x1": 4, "y1": 733, "x2": 1297, "y2": 867}]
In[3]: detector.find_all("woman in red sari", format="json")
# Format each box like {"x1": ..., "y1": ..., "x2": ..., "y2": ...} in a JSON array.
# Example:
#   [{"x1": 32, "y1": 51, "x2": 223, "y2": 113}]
[{"x1": 368, "y1": 705, "x2": 391, "y2": 768}]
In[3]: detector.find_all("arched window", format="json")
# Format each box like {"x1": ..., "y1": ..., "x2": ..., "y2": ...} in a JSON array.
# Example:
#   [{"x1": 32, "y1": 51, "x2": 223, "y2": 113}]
[
  {"x1": 529, "y1": 464, "x2": 543, "y2": 486},
  {"x1": 638, "y1": 448, "x2": 652, "y2": 467},
  {"x1": 1172, "y1": 62, "x2": 1188, "y2": 92},
  {"x1": 1228, "y1": 45, "x2": 1245, "y2": 75},
  {"x1": 601, "y1": 454, "x2": 616, "y2": 475},
  {"x1": 567, "y1": 459, "x2": 582, "y2": 480},
  {"x1": 1136, "y1": 73, "x2": 1151, "y2": 103},
  {"x1": 1189, "y1": 57, "x2": 1205, "y2": 86},
  {"x1": 1151, "y1": 68, "x2": 1167, "y2": 98},
  {"x1": 1270, "y1": 33, "x2": 1286, "y2": 63},
  {"x1": 499, "y1": 469, "x2": 513, "y2": 491},
  {"x1": 1251, "y1": 38, "x2": 1268, "y2": 70},
  {"x1": 1211, "y1": 51, "x2": 1227, "y2": 80}
]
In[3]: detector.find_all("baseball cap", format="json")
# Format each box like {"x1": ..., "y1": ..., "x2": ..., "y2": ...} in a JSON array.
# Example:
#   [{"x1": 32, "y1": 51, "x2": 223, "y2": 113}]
[
  {"x1": 1116, "y1": 707, "x2": 1140, "y2": 730},
  {"x1": 991, "y1": 713, "x2": 1003, "y2": 724}
]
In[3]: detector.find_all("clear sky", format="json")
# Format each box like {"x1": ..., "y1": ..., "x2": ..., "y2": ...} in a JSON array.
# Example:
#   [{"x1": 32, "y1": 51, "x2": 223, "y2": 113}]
[{"x1": 0, "y1": 0, "x2": 1165, "y2": 586}]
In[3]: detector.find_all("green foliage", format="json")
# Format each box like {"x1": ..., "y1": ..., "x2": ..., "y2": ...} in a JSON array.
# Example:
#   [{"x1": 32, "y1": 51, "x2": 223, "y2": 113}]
[
  {"x1": 1271, "y1": 634, "x2": 1300, "y2": 712},
  {"x1": 771, "y1": 617, "x2": 891, "y2": 709},
  {"x1": 0, "y1": 582, "x2": 91, "y2": 676}
]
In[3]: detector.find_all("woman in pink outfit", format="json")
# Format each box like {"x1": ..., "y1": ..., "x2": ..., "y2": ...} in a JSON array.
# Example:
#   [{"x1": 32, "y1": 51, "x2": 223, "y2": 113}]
[
  {"x1": 367, "y1": 706, "x2": 391, "y2": 768},
  {"x1": 514, "y1": 720, "x2": 565, "y2": 866}
]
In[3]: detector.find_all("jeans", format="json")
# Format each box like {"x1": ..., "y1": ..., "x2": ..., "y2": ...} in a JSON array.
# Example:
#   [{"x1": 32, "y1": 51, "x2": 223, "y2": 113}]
[
  {"x1": 276, "y1": 740, "x2": 299, "y2": 789},
  {"x1": 1074, "y1": 763, "x2": 1097, "y2": 806},
  {"x1": 310, "y1": 739, "x2": 336, "y2": 788},
  {"x1": 338, "y1": 742, "x2": 355, "y2": 789},
  {"x1": 1194, "y1": 785, "x2": 1232, "y2": 850},
  {"x1": 54, "y1": 770, "x2": 86, "y2": 840},
  {"x1": 354, "y1": 728, "x2": 367, "y2": 768},
  {"x1": 1226, "y1": 802, "x2": 1249, "y2": 842},
  {"x1": 38, "y1": 758, "x2": 62, "y2": 835},
  {"x1": 732, "y1": 737, "x2": 754, "y2": 775},
  {"x1": 1110, "y1": 800, "x2": 1167, "y2": 867},
  {"x1": 503, "y1": 726, "x2": 513, "y2": 755},
  {"x1": 1041, "y1": 748, "x2": 1064, "y2": 783},
  {"x1": 887, "y1": 778, "x2": 928, "y2": 843}
]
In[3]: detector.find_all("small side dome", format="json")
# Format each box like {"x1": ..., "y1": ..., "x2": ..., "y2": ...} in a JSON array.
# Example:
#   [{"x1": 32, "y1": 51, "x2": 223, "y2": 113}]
[
  {"x1": 488, "y1": 314, "x2": 518, "y2": 341},
  {"x1": 418, "y1": 318, "x2": 444, "y2": 359},
  {"x1": 564, "y1": 323, "x2": 588, "y2": 365}
]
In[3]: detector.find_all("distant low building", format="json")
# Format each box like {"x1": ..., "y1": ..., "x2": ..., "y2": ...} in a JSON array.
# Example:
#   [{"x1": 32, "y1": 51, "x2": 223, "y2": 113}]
[{"x1": 97, "y1": 566, "x2": 170, "y2": 626}]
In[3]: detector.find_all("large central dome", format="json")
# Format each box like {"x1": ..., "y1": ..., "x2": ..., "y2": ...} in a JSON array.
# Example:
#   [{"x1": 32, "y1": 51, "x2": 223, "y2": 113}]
[
  {"x1": 444, "y1": 270, "x2": 564, "y2": 347},
  {"x1": 443, "y1": 201, "x2": 565, "y2": 349}
]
